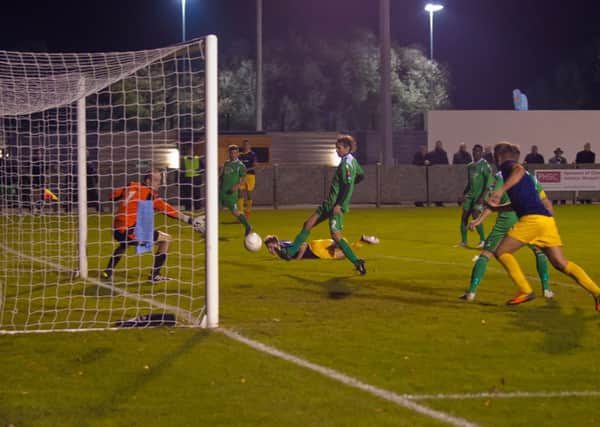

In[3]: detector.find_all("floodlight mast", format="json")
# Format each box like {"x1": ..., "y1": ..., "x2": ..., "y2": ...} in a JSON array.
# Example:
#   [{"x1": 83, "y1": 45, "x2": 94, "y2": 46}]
[{"x1": 425, "y1": 3, "x2": 444, "y2": 60}]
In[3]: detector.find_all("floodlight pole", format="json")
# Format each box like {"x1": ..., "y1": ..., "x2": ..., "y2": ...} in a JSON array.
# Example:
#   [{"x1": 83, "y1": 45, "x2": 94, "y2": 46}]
[
  {"x1": 181, "y1": 0, "x2": 187, "y2": 42},
  {"x1": 256, "y1": 0, "x2": 263, "y2": 131},
  {"x1": 425, "y1": 3, "x2": 444, "y2": 60},
  {"x1": 379, "y1": 0, "x2": 393, "y2": 165}
]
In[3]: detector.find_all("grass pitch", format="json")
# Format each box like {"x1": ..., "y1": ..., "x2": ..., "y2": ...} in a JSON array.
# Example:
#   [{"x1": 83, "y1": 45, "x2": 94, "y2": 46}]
[{"x1": 2, "y1": 205, "x2": 600, "y2": 426}]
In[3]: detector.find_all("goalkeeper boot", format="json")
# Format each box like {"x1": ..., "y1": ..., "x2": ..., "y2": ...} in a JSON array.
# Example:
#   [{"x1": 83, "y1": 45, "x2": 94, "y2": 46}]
[
  {"x1": 101, "y1": 270, "x2": 112, "y2": 280},
  {"x1": 506, "y1": 291, "x2": 536, "y2": 306},
  {"x1": 594, "y1": 294, "x2": 600, "y2": 311},
  {"x1": 355, "y1": 259, "x2": 367, "y2": 275},
  {"x1": 148, "y1": 274, "x2": 172, "y2": 284}
]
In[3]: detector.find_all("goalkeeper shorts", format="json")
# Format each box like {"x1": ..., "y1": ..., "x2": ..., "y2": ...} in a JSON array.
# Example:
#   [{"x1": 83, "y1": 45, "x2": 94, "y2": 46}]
[{"x1": 114, "y1": 227, "x2": 159, "y2": 245}]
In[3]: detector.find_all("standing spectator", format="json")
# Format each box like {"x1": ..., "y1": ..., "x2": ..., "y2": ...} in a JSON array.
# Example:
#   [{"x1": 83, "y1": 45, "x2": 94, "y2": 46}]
[
  {"x1": 548, "y1": 147, "x2": 567, "y2": 205},
  {"x1": 524, "y1": 145, "x2": 544, "y2": 164},
  {"x1": 548, "y1": 147, "x2": 567, "y2": 165},
  {"x1": 483, "y1": 145, "x2": 494, "y2": 164},
  {"x1": 427, "y1": 140, "x2": 449, "y2": 165},
  {"x1": 179, "y1": 144, "x2": 203, "y2": 211},
  {"x1": 412, "y1": 145, "x2": 429, "y2": 207},
  {"x1": 575, "y1": 142, "x2": 596, "y2": 204},
  {"x1": 452, "y1": 143, "x2": 473, "y2": 164},
  {"x1": 427, "y1": 140, "x2": 448, "y2": 206},
  {"x1": 575, "y1": 142, "x2": 596, "y2": 164},
  {"x1": 412, "y1": 145, "x2": 430, "y2": 166},
  {"x1": 238, "y1": 139, "x2": 257, "y2": 218}
]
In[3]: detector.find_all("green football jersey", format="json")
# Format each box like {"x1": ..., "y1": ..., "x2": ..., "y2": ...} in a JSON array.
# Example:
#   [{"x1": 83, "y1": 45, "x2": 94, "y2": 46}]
[
  {"x1": 466, "y1": 159, "x2": 492, "y2": 199},
  {"x1": 220, "y1": 159, "x2": 246, "y2": 193},
  {"x1": 325, "y1": 153, "x2": 364, "y2": 212}
]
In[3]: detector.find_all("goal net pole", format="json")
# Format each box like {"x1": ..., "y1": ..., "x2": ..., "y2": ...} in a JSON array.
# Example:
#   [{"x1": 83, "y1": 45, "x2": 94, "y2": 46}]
[{"x1": 204, "y1": 34, "x2": 219, "y2": 328}]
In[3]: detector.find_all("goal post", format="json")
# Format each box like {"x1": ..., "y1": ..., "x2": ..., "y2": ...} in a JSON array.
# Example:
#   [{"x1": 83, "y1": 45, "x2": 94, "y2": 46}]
[{"x1": 0, "y1": 36, "x2": 219, "y2": 333}]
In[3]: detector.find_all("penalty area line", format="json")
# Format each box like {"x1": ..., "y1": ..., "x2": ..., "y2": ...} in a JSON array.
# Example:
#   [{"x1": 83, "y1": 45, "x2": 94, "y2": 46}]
[{"x1": 219, "y1": 328, "x2": 479, "y2": 427}]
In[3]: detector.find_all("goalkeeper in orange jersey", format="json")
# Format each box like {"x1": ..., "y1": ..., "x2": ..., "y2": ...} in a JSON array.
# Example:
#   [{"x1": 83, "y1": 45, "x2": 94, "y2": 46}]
[
  {"x1": 101, "y1": 170, "x2": 196, "y2": 283},
  {"x1": 264, "y1": 234, "x2": 379, "y2": 260}
]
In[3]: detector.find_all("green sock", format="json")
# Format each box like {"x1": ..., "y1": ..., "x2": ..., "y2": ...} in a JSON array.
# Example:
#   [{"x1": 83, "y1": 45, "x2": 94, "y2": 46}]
[
  {"x1": 534, "y1": 250, "x2": 550, "y2": 290},
  {"x1": 238, "y1": 213, "x2": 251, "y2": 235},
  {"x1": 338, "y1": 238, "x2": 359, "y2": 264},
  {"x1": 287, "y1": 229, "x2": 310, "y2": 256},
  {"x1": 476, "y1": 224, "x2": 485, "y2": 241},
  {"x1": 460, "y1": 221, "x2": 467, "y2": 244},
  {"x1": 468, "y1": 254, "x2": 489, "y2": 293}
]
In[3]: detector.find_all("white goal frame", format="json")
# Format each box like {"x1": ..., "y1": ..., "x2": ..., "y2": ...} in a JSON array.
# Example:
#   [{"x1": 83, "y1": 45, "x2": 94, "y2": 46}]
[{"x1": 0, "y1": 35, "x2": 219, "y2": 332}]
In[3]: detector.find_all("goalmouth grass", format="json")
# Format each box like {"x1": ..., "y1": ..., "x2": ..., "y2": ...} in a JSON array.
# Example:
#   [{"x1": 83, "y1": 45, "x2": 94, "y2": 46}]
[{"x1": 1, "y1": 205, "x2": 600, "y2": 426}]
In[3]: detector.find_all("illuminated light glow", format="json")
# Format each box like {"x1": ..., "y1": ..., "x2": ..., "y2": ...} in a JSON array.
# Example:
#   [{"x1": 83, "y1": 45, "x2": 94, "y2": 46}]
[
  {"x1": 425, "y1": 3, "x2": 444, "y2": 12},
  {"x1": 167, "y1": 148, "x2": 180, "y2": 169},
  {"x1": 329, "y1": 149, "x2": 341, "y2": 167}
]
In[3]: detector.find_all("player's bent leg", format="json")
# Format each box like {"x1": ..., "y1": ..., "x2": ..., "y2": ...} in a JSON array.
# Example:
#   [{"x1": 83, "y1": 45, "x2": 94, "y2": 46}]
[
  {"x1": 495, "y1": 236, "x2": 534, "y2": 302},
  {"x1": 462, "y1": 249, "x2": 495, "y2": 300},
  {"x1": 285, "y1": 212, "x2": 322, "y2": 258},
  {"x1": 529, "y1": 246, "x2": 552, "y2": 297},
  {"x1": 545, "y1": 246, "x2": 600, "y2": 304}
]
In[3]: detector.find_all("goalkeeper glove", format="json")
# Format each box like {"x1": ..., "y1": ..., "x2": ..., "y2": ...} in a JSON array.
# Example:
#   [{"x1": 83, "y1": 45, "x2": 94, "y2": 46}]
[{"x1": 182, "y1": 215, "x2": 193, "y2": 225}]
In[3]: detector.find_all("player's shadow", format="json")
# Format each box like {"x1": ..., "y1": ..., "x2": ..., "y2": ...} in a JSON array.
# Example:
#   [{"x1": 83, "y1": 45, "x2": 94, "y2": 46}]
[
  {"x1": 284, "y1": 274, "x2": 355, "y2": 299},
  {"x1": 508, "y1": 300, "x2": 588, "y2": 354}
]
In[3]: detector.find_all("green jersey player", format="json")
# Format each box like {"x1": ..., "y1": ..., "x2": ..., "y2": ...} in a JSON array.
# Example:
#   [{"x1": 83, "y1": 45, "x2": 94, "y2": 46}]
[
  {"x1": 458, "y1": 144, "x2": 492, "y2": 247},
  {"x1": 282, "y1": 134, "x2": 366, "y2": 274},
  {"x1": 460, "y1": 171, "x2": 553, "y2": 301},
  {"x1": 219, "y1": 145, "x2": 252, "y2": 235}
]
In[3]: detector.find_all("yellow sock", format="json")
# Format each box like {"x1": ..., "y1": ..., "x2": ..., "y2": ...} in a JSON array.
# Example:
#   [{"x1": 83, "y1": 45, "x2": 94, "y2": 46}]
[
  {"x1": 238, "y1": 197, "x2": 244, "y2": 212},
  {"x1": 351, "y1": 241, "x2": 363, "y2": 251},
  {"x1": 246, "y1": 199, "x2": 253, "y2": 213},
  {"x1": 497, "y1": 253, "x2": 533, "y2": 294},
  {"x1": 563, "y1": 261, "x2": 600, "y2": 295}
]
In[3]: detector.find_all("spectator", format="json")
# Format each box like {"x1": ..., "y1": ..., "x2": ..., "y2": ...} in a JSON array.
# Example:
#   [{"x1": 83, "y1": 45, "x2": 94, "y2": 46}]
[
  {"x1": 179, "y1": 143, "x2": 203, "y2": 211},
  {"x1": 427, "y1": 140, "x2": 449, "y2": 165},
  {"x1": 524, "y1": 145, "x2": 544, "y2": 164},
  {"x1": 483, "y1": 145, "x2": 494, "y2": 164},
  {"x1": 575, "y1": 142, "x2": 596, "y2": 204},
  {"x1": 427, "y1": 140, "x2": 448, "y2": 206},
  {"x1": 412, "y1": 145, "x2": 429, "y2": 207},
  {"x1": 412, "y1": 145, "x2": 430, "y2": 166},
  {"x1": 575, "y1": 142, "x2": 596, "y2": 164},
  {"x1": 548, "y1": 147, "x2": 567, "y2": 165},
  {"x1": 452, "y1": 143, "x2": 473, "y2": 164},
  {"x1": 548, "y1": 148, "x2": 567, "y2": 205}
]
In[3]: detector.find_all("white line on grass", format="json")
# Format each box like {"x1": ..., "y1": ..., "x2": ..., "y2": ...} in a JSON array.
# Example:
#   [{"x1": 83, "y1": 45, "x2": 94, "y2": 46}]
[
  {"x1": 405, "y1": 390, "x2": 600, "y2": 400},
  {"x1": 0, "y1": 243, "x2": 200, "y2": 326},
  {"x1": 219, "y1": 328, "x2": 479, "y2": 427}
]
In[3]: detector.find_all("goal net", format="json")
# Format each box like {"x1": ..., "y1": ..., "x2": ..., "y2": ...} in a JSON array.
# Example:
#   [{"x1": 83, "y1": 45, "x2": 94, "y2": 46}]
[{"x1": 0, "y1": 36, "x2": 219, "y2": 333}]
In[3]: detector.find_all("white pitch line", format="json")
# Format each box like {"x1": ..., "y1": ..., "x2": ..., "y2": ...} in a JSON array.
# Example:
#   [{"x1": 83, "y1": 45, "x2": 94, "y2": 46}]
[
  {"x1": 405, "y1": 390, "x2": 600, "y2": 400},
  {"x1": 0, "y1": 243, "x2": 199, "y2": 325},
  {"x1": 219, "y1": 328, "x2": 479, "y2": 427}
]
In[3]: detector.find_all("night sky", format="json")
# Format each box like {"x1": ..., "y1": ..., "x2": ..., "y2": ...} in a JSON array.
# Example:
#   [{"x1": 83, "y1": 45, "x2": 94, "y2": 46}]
[{"x1": 2, "y1": 0, "x2": 600, "y2": 109}]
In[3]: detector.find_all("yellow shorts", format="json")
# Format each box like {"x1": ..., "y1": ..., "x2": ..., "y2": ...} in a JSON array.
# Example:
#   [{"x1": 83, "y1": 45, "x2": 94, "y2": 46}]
[
  {"x1": 507, "y1": 214, "x2": 563, "y2": 247},
  {"x1": 239, "y1": 174, "x2": 256, "y2": 191},
  {"x1": 308, "y1": 239, "x2": 338, "y2": 260}
]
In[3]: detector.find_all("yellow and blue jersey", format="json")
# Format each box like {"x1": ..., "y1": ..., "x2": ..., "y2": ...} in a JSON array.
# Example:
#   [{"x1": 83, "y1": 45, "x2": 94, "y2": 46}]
[{"x1": 499, "y1": 160, "x2": 551, "y2": 218}]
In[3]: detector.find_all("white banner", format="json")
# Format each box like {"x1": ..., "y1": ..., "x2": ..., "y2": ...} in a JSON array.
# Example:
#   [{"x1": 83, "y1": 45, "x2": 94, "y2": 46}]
[{"x1": 534, "y1": 169, "x2": 600, "y2": 191}]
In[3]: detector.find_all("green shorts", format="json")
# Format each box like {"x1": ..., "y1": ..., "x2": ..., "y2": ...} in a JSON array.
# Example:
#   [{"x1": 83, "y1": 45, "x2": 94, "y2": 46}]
[
  {"x1": 219, "y1": 191, "x2": 238, "y2": 212},
  {"x1": 483, "y1": 212, "x2": 518, "y2": 252},
  {"x1": 315, "y1": 203, "x2": 345, "y2": 233},
  {"x1": 463, "y1": 197, "x2": 483, "y2": 214}
]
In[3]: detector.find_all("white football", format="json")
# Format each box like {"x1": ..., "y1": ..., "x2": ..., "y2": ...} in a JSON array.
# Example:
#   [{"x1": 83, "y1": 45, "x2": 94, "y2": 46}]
[
  {"x1": 244, "y1": 232, "x2": 262, "y2": 252},
  {"x1": 192, "y1": 215, "x2": 206, "y2": 234}
]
